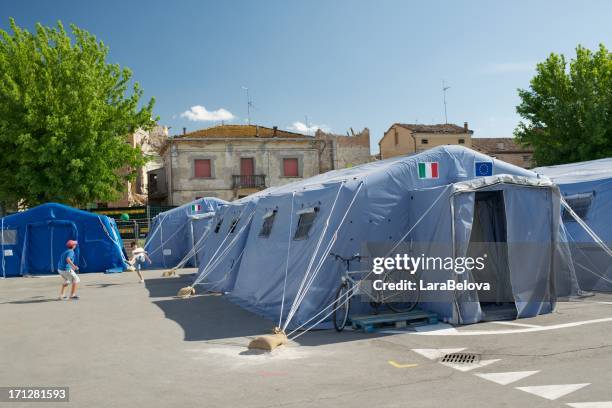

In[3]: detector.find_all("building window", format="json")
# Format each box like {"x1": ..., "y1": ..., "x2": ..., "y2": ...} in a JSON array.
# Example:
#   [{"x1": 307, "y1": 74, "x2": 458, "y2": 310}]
[
  {"x1": 259, "y1": 210, "x2": 277, "y2": 238},
  {"x1": 522, "y1": 155, "x2": 531, "y2": 162},
  {"x1": 283, "y1": 158, "x2": 299, "y2": 177},
  {"x1": 1, "y1": 229, "x2": 17, "y2": 245},
  {"x1": 421, "y1": 138, "x2": 429, "y2": 145},
  {"x1": 394, "y1": 130, "x2": 399, "y2": 145},
  {"x1": 294, "y1": 207, "x2": 319, "y2": 240},
  {"x1": 214, "y1": 218, "x2": 224, "y2": 233},
  {"x1": 562, "y1": 193, "x2": 594, "y2": 221},
  {"x1": 458, "y1": 138, "x2": 465, "y2": 144},
  {"x1": 194, "y1": 159, "x2": 212, "y2": 178},
  {"x1": 229, "y1": 218, "x2": 240, "y2": 233}
]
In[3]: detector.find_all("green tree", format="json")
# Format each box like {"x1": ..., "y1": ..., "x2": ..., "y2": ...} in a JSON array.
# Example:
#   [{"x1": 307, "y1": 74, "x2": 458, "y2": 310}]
[
  {"x1": 515, "y1": 44, "x2": 612, "y2": 166},
  {"x1": 0, "y1": 19, "x2": 155, "y2": 211}
]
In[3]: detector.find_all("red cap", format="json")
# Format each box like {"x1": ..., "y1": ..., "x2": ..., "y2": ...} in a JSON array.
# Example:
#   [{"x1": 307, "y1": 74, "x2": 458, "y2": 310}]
[{"x1": 66, "y1": 240, "x2": 78, "y2": 248}]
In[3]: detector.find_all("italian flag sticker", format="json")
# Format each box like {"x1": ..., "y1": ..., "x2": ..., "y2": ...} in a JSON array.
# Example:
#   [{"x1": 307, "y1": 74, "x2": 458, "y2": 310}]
[
  {"x1": 191, "y1": 204, "x2": 202, "y2": 212},
  {"x1": 418, "y1": 162, "x2": 439, "y2": 179}
]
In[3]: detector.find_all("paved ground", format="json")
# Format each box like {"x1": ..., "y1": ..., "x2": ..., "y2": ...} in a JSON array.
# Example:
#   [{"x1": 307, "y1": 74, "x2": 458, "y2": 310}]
[{"x1": 1, "y1": 270, "x2": 612, "y2": 408}]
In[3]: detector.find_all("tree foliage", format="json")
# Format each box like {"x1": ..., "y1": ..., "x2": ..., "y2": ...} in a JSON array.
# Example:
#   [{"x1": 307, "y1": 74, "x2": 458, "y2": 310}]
[
  {"x1": 515, "y1": 44, "x2": 612, "y2": 166},
  {"x1": 0, "y1": 19, "x2": 155, "y2": 209}
]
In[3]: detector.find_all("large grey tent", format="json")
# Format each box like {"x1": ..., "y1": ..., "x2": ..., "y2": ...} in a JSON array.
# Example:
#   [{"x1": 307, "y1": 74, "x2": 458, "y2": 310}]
[
  {"x1": 144, "y1": 197, "x2": 226, "y2": 269},
  {"x1": 535, "y1": 158, "x2": 612, "y2": 291},
  {"x1": 190, "y1": 145, "x2": 580, "y2": 331}
]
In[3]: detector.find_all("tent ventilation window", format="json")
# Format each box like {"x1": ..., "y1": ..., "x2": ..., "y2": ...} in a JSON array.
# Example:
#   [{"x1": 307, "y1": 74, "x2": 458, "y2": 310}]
[
  {"x1": 229, "y1": 218, "x2": 240, "y2": 234},
  {"x1": 259, "y1": 210, "x2": 277, "y2": 238},
  {"x1": 294, "y1": 207, "x2": 319, "y2": 240},
  {"x1": 563, "y1": 192, "x2": 594, "y2": 221},
  {"x1": 214, "y1": 218, "x2": 224, "y2": 233},
  {"x1": 1, "y1": 229, "x2": 17, "y2": 245}
]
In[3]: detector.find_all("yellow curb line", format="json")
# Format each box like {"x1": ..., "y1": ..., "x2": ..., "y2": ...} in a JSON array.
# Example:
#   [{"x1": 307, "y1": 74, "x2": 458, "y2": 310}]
[{"x1": 388, "y1": 360, "x2": 419, "y2": 368}]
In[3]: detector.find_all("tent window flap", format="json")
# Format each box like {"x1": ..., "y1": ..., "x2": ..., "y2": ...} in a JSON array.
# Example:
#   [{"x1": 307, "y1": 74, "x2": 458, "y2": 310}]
[
  {"x1": 214, "y1": 218, "x2": 224, "y2": 233},
  {"x1": 1, "y1": 229, "x2": 17, "y2": 245},
  {"x1": 259, "y1": 210, "x2": 277, "y2": 238},
  {"x1": 229, "y1": 218, "x2": 240, "y2": 234},
  {"x1": 563, "y1": 192, "x2": 594, "y2": 221},
  {"x1": 294, "y1": 207, "x2": 319, "y2": 240}
]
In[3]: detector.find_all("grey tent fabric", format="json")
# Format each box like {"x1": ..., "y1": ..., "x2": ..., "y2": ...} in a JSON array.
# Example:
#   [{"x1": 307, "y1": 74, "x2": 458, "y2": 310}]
[
  {"x1": 535, "y1": 159, "x2": 612, "y2": 291},
  {"x1": 144, "y1": 197, "x2": 227, "y2": 269},
  {"x1": 189, "y1": 145, "x2": 580, "y2": 329}
]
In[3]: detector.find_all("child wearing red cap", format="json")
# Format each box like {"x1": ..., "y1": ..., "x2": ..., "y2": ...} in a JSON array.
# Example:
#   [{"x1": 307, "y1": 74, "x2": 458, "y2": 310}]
[{"x1": 58, "y1": 240, "x2": 80, "y2": 300}]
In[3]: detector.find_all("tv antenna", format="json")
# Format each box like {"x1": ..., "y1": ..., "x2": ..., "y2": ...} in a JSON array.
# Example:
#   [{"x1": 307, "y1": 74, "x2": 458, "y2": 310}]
[
  {"x1": 241, "y1": 86, "x2": 254, "y2": 124},
  {"x1": 442, "y1": 80, "x2": 451, "y2": 124}
]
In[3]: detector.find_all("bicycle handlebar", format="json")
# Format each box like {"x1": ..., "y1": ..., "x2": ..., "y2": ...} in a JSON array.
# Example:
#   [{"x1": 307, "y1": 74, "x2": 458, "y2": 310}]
[{"x1": 329, "y1": 252, "x2": 365, "y2": 262}]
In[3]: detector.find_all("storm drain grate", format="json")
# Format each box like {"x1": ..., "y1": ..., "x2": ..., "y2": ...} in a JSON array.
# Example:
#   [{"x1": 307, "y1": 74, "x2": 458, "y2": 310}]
[{"x1": 440, "y1": 353, "x2": 481, "y2": 364}]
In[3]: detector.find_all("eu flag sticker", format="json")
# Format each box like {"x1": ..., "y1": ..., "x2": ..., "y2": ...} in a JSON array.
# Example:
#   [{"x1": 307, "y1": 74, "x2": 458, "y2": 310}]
[{"x1": 475, "y1": 161, "x2": 493, "y2": 177}]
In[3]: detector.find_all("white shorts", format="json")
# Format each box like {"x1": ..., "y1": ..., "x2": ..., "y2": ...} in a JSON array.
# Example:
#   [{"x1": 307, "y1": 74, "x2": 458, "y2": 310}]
[{"x1": 59, "y1": 269, "x2": 80, "y2": 284}]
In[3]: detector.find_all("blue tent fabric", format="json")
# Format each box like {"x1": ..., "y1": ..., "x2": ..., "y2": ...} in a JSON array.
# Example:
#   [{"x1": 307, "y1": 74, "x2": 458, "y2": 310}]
[
  {"x1": 0, "y1": 203, "x2": 128, "y2": 277},
  {"x1": 144, "y1": 197, "x2": 227, "y2": 269},
  {"x1": 535, "y1": 158, "x2": 612, "y2": 291},
  {"x1": 191, "y1": 145, "x2": 579, "y2": 329}
]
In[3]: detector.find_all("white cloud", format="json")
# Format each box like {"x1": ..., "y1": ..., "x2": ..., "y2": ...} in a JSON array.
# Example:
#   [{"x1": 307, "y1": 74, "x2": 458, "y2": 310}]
[
  {"x1": 287, "y1": 121, "x2": 329, "y2": 134},
  {"x1": 481, "y1": 62, "x2": 535, "y2": 74},
  {"x1": 180, "y1": 105, "x2": 235, "y2": 121}
]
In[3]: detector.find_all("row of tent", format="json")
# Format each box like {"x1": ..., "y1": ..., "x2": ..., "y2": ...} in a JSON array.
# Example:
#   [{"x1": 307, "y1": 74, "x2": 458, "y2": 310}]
[
  {"x1": 1, "y1": 203, "x2": 128, "y2": 277},
  {"x1": 144, "y1": 145, "x2": 611, "y2": 331}
]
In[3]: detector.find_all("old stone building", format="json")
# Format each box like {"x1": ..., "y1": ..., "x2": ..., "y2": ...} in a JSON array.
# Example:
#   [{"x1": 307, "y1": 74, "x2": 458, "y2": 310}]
[
  {"x1": 149, "y1": 124, "x2": 371, "y2": 205},
  {"x1": 472, "y1": 138, "x2": 534, "y2": 169},
  {"x1": 98, "y1": 125, "x2": 168, "y2": 208},
  {"x1": 315, "y1": 128, "x2": 372, "y2": 172},
  {"x1": 379, "y1": 123, "x2": 473, "y2": 159}
]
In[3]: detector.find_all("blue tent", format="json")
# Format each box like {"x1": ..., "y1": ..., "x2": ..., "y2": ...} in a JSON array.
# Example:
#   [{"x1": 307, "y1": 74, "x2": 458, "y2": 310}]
[
  {"x1": 144, "y1": 197, "x2": 227, "y2": 269},
  {"x1": 0, "y1": 203, "x2": 128, "y2": 277},
  {"x1": 192, "y1": 145, "x2": 580, "y2": 329},
  {"x1": 535, "y1": 158, "x2": 612, "y2": 291}
]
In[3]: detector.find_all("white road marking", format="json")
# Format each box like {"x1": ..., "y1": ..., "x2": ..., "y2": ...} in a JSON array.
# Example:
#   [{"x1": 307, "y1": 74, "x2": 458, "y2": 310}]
[
  {"x1": 414, "y1": 323, "x2": 459, "y2": 333},
  {"x1": 567, "y1": 402, "x2": 612, "y2": 408},
  {"x1": 441, "y1": 358, "x2": 500, "y2": 372},
  {"x1": 475, "y1": 370, "x2": 540, "y2": 385},
  {"x1": 411, "y1": 348, "x2": 466, "y2": 360},
  {"x1": 412, "y1": 317, "x2": 612, "y2": 336},
  {"x1": 516, "y1": 383, "x2": 590, "y2": 400},
  {"x1": 489, "y1": 321, "x2": 541, "y2": 328}
]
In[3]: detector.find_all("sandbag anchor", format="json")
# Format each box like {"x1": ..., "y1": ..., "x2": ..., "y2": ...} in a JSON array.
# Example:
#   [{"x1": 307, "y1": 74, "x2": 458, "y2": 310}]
[
  {"x1": 248, "y1": 327, "x2": 288, "y2": 351},
  {"x1": 177, "y1": 286, "x2": 196, "y2": 298},
  {"x1": 162, "y1": 269, "x2": 177, "y2": 277}
]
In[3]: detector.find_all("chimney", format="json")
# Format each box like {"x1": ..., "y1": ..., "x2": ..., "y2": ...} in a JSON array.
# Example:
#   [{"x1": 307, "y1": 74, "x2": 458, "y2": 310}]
[
  {"x1": 182, "y1": 127, "x2": 187, "y2": 135},
  {"x1": 273, "y1": 126, "x2": 278, "y2": 137},
  {"x1": 464, "y1": 122, "x2": 468, "y2": 132}
]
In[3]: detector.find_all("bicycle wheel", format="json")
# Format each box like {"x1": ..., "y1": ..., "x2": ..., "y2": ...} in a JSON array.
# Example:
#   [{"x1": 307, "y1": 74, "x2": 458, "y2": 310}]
[
  {"x1": 383, "y1": 269, "x2": 420, "y2": 313},
  {"x1": 333, "y1": 283, "x2": 351, "y2": 332}
]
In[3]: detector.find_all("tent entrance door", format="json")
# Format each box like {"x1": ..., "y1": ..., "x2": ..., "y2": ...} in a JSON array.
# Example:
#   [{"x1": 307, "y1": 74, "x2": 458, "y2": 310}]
[
  {"x1": 26, "y1": 222, "x2": 77, "y2": 275},
  {"x1": 466, "y1": 191, "x2": 517, "y2": 320}
]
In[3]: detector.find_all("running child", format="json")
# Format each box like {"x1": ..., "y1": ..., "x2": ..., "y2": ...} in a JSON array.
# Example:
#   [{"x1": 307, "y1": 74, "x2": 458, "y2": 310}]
[
  {"x1": 128, "y1": 241, "x2": 151, "y2": 283},
  {"x1": 58, "y1": 240, "x2": 80, "y2": 300}
]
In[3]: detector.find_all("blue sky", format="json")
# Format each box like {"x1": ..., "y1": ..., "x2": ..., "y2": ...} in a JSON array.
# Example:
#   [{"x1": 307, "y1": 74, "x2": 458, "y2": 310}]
[{"x1": 3, "y1": 0, "x2": 612, "y2": 152}]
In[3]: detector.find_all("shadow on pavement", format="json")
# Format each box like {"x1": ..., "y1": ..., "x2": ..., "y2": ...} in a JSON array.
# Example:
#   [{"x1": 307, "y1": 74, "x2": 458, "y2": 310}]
[
  {"x1": 1, "y1": 297, "x2": 61, "y2": 305},
  {"x1": 143, "y1": 275, "x2": 392, "y2": 346}
]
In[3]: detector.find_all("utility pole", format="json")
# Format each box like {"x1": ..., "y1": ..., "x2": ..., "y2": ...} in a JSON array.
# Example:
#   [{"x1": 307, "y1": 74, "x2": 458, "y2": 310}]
[
  {"x1": 442, "y1": 80, "x2": 451, "y2": 124},
  {"x1": 241, "y1": 86, "x2": 252, "y2": 125}
]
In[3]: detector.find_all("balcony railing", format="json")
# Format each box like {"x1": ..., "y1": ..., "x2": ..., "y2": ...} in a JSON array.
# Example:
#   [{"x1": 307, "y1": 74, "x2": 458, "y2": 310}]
[{"x1": 232, "y1": 174, "x2": 266, "y2": 189}]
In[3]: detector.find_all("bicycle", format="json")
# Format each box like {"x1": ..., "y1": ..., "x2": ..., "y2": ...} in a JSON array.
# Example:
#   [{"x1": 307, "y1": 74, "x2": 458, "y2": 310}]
[{"x1": 330, "y1": 252, "x2": 420, "y2": 332}]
